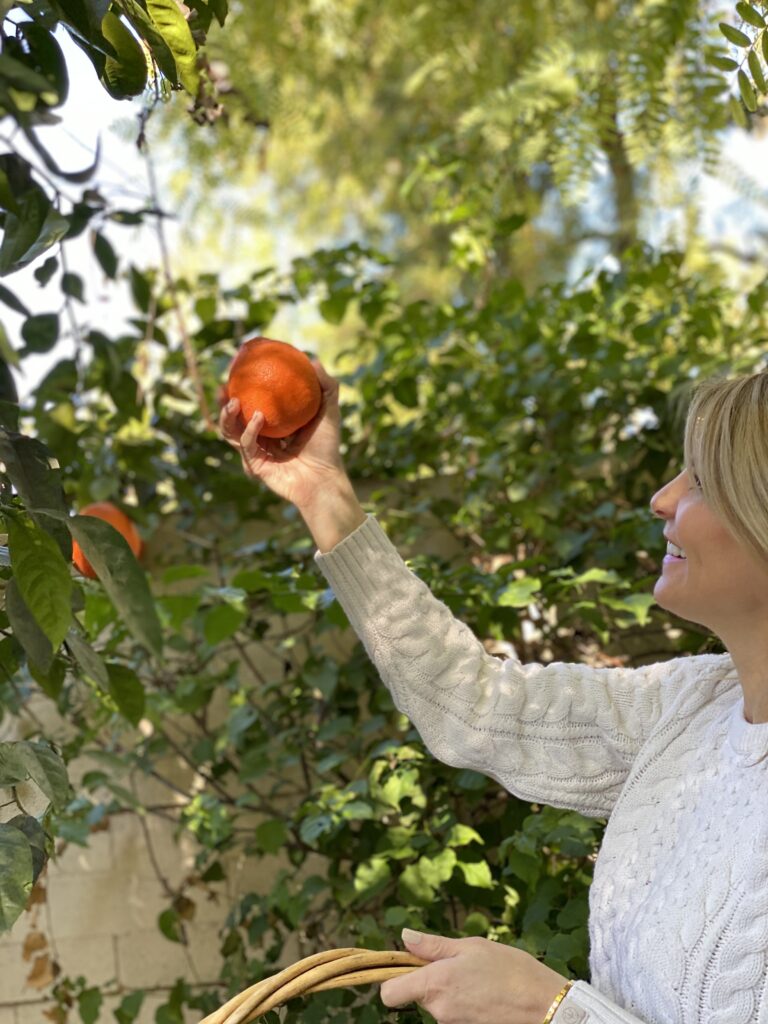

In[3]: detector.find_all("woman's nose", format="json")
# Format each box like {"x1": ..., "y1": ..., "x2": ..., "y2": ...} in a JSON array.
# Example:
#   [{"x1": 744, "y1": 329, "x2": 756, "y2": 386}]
[{"x1": 650, "y1": 471, "x2": 685, "y2": 520}]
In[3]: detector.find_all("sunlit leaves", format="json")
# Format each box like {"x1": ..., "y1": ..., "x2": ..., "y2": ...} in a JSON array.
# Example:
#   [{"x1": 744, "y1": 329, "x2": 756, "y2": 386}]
[
  {"x1": 101, "y1": 11, "x2": 149, "y2": 98},
  {"x1": 147, "y1": 0, "x2": 200, "y2": 94}
]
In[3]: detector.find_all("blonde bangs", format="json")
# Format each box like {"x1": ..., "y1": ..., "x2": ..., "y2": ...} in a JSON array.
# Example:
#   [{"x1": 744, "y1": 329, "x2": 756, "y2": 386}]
[{"x1": 683, "y1": 372, "x2": 768, "y2": 568}]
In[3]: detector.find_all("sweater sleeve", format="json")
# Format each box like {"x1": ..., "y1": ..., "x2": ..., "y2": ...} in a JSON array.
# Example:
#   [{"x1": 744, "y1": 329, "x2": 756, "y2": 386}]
[
  {"x1": 314, "y1": 515, "x2": 687, "y2": 819},
  {"x1": 557, "y1": 982, "x2": 658, "y2": 1023}
]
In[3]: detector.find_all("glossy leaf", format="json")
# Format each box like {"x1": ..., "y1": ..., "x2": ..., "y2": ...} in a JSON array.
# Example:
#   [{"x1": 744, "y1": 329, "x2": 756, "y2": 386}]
[
  {"x1": 0, "y1": 431, "x2": 71, "y2": 558},
  {"x1": 4, "y1": 578, "x2": 54, "y2": 672},
  {"x1": 7, "y1": 515, "x2": 72, "y2": 652},
  {"x1": 120, "y1": 0, "x2": 179, "y2": 85},
  {"x1": 147, "y1": 0, "x2": 200, "y2": 94},
  {"x1": 66, "y1": 514, "x2": 163, "y2": 660},
  {"x1": 0, "y1": 823, "x2": 33, "y2": 931},
  {"x1": 65, "y1": 629, "x2": 109, "y2": 687},
  {"x1": 101, "y1": 11, "x2": 149, "y2": 98},
  {"x1": 106, "y1": 663, "x2": 146, "y2": 725},
  {"x1": 5, "y1": 815, "x2": 47, "y2": 883}
]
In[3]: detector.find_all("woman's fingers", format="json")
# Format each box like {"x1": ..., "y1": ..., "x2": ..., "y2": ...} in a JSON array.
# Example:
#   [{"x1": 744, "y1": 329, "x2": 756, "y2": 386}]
[
  {"x1": 219, "y1": 397, "x2": 244, "y2": 446},
  {"x1": 240, "y1": 411, "x2": 266, "y2": 455}
]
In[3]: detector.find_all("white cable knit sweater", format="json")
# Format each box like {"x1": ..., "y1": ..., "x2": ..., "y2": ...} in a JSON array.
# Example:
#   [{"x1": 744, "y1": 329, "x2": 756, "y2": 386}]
[{"x1": 314, "y1": 515, "x2": 768, "y2": 1024}]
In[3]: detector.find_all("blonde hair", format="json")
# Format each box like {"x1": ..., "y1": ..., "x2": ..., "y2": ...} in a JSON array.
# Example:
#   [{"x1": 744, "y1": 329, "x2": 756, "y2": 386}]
[{"x1": 683, "y1": 370, "x2": 768, "y2": 567}]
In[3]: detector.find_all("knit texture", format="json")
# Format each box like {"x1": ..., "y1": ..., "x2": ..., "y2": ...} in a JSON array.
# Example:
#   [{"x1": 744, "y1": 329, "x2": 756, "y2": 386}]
[{"x1": 315, "y1": 515, "x2": 768, "y2": 1024}]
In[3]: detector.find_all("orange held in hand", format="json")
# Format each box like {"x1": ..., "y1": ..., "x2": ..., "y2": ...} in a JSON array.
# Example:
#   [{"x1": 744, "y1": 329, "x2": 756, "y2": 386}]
[
  {"x1": 222, "y1": 336, "x2": 322, "y2": 439},
  {"x1": 72, "y1": 502, "x2": 143, "y2": 579}
]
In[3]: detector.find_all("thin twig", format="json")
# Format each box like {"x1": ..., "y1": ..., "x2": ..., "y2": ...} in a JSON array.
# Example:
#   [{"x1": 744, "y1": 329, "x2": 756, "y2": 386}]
[{"x1": 142, "y1": 144, "x2": 214, "y2": 430}]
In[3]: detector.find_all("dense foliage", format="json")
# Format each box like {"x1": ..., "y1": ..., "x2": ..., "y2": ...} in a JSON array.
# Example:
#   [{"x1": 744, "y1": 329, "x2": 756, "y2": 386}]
[{"x1": 0, "y1": 1, "x2": 767, "y2": 1022}]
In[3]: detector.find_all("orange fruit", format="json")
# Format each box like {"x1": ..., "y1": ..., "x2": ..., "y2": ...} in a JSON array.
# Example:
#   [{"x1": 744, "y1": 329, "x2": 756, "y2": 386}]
[
  {"x1": 72, "y1": 501, "x2": 143, "y2": 579},
  {"x1": 222, "y1": 336, "x2": 322, "y2": 439}
]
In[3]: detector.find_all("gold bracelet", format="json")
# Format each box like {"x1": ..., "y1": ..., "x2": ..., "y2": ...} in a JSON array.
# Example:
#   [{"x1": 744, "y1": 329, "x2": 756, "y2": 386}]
[{"x1": 541, "y1": 979, "x2": 574, "y2": 1024}]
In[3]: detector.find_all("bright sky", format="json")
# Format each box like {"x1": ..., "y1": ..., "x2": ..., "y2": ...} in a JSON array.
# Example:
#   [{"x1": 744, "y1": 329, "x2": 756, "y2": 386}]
[{"x1": 4, "y1": 27, "x2": 768, "y2": 402}]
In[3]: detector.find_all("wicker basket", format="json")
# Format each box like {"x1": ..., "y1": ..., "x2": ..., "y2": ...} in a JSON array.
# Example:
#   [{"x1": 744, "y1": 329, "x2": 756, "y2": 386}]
[{"x1": 199, "y1": 948, "x2": 428, "y2": 1024}]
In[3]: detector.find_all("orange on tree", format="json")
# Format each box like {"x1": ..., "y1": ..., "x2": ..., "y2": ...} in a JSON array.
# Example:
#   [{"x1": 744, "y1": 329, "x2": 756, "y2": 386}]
[
  {"x1": 222, "y1": 336, "x2": 322, "y2": 439},
  {"x1": 72, "y1": 501, "x2": 143, "y2": 579}
]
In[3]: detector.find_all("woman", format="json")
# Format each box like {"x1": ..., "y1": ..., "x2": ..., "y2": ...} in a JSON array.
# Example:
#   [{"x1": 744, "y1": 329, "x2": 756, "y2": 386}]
[{"x1": 220, "y1": 365, "x2": 768, "y2": 1024}]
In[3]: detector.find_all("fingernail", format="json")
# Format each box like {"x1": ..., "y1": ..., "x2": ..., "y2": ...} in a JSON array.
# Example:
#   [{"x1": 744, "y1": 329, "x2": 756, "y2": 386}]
[
  {"x1": 402, "y1": 928, "x2": 423, "y2": 945},
  {"x1": 227, "y1": 399, "x2": 237, "y2": 412}
]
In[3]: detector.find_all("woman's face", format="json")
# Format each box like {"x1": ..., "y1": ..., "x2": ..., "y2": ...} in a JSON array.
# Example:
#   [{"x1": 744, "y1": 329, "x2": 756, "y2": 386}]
[{"x1": 649, "y1": 467, "x2": 768, "y2": 636}]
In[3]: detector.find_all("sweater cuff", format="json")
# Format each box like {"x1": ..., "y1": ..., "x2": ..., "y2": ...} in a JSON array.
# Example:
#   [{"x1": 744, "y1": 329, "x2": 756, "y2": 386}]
[
  {"x1": 558, "y1": 982, "x2": 649, "y2": 1024},
  {"x1": 313, "y1": 513, "x2": 398, "y2": 584}
]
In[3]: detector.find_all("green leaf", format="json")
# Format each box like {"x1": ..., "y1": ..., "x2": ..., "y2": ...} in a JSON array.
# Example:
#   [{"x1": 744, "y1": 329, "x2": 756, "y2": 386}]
[
  {"x1": 101, "y1": 11, "x2": 149, "y2": 98},
  {"x1": 119, "y1": 0, "x2": 179, "y2": 86},
  {"x1": 114, "y1": 990, "x2": 145, "y2": 1024},
  {"x1": 398, "y1": 863, "x2": 435, "y2": 903},
  {"x1": 17, "y1": 741, "x2": 69, "y2": 810},
  {"x1": 719, "y1": 22, "x2": 752, "y2": 46},
  {"x1": 446, "y1": 823, "x2": 483, "y2": 847},
  {"x1": 0, "y1": 52, "x2": 56, "y2": 97},
  {"x1": 738, "y1": 69, "x2": 758, "y2": 110},
  {"x1": 458, "y1": 859, "x2": 494, "y2": 889},
  {"x1": 417, "y1": 848, "x2": 456, "y2": 888},
  {"x1": 65, "y1": 629, "x2": 109, "y2": 687},
  {"x1": 61, "y1": 272, "x2": 84, "y2": 302},
  {"x1": 497, "y1": 577, "x2": 541, "y2": 607},
  {"x1": 0, "y1": 432, "x2": 71, "y2": 558},
  {"x1": 254, "y1": 819, "x2": 288, "y2": 854},
  {"x1": 6, "y1": 815, "x2": 47, "y2": 883},
  {"x1": 65, "y1": 514, "x2": 163, "y2": 660},
  {"x1": 29, "y1": 656, "x2": 66, "y2": 700},
  {"x1": 7, "y1": 515, "x2": 72, "y2": 652},
  {"x1": 15, "y1": 23, "x2": 69, "y2": 106},
  {"x1": 748, "y1": 49, "x2": 767, "y2": 92},
  {"x1": 0, "y1": 175, "x2": 50, "y2": 276},
  {"x1": 4, "y1": 578, "x2": 54, "y2": 673},
  {"x1": 0, "y1": 283, "x2": 30, "y2": 317},
  {"x1": 203, "y1": 603, "x2": 246, "y2": 644},
  {"x1": 158, "y1": 907, "x2": 184, "y2": 942},
  {"x1": 106, "y1": 663, "x2": 145, "y2": 725},
  {"x1": 319, "y1": 293, "x2": 350, "y2": 325},
  {"x1": 0, "y1": 322, "x2": 19, "y2": 369},
  {"x1": 354, "y1": 856, "x2": 391, "y2": 896},
  {"x1": 708, "y1": 53, "x2": 740, "y2": 71},
  {"x1": 77, "y1": 987, "x2": 103, "y2": 1024},
  {"x1": 736, "y1": 2, "x2": 765, "y2": 28},
  {"x1": 146, "y1": 0, "x2": 200, "y2": 93},
  {"x1": 0, "y1": 743, "x2": 28, "y2": 787},
  {"x1": 92, "y1": 231, "x2": 118, "y2": 278},
  {"x1": 567, "y1": 567, "x2": 620, "y2": 586},
  {"x1": 21, "y1": 313, "x2": 59, "y2": 354},
  {"x1": 764, "y1": 29, "x2": 768, "y2": 63},
  {"x1": 0, "y1": 822, "x2": 33, "y2": 931},
  {"x1": 34, "y1": 255, "x2": 58, "y2": 286}
]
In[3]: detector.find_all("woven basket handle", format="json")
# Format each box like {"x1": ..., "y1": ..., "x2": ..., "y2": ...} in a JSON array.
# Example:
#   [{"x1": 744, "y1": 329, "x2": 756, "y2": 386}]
[{"x1": 200, "y1": 948, "x2": 428, "y2": 1024}]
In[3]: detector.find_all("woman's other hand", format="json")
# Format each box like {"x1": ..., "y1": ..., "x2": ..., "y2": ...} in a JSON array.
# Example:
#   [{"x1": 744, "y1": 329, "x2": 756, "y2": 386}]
[{"x1": 380, "y1": 930, "x2": 569, "y2": 1024}]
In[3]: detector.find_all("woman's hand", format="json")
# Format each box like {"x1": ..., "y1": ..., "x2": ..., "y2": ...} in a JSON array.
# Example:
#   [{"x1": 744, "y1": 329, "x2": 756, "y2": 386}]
[
  {"x1": 219, "y1": 359, "x2": 349, "y2": 512},
  {"x1": 380, "y1": 930, "x2": 569, "y2": 1024}
]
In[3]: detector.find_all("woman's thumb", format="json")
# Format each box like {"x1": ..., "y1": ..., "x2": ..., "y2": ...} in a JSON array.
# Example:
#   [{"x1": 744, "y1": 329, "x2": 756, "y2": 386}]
[{"x1": 401, "y1": 928, "x2": 461, "y2": 962}]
